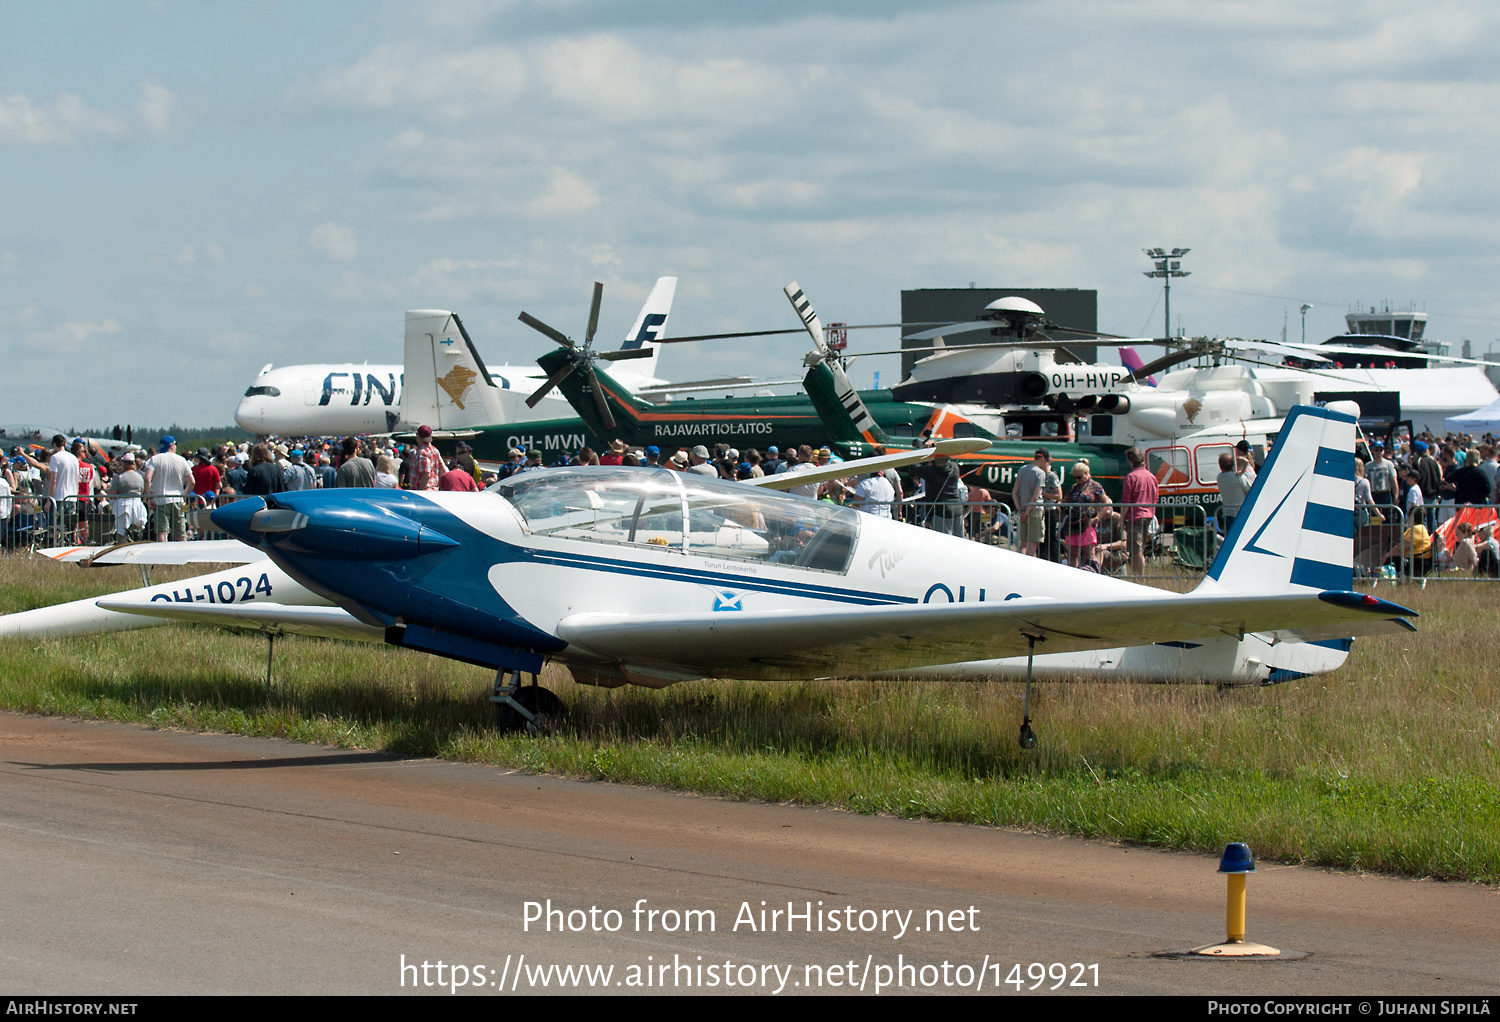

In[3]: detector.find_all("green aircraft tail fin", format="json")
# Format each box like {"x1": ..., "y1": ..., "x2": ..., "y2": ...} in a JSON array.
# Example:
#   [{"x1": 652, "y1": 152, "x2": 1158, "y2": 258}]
[
  {"x1": 538, "y1": 348, "x2": 647, "y2": 443},
  {"x1": 802, "y1": 357, "x2": 896, "y2": 449}
]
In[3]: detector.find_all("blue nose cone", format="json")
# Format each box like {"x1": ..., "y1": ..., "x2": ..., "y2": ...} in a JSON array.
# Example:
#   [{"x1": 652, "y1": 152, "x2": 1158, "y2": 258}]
[
  {"x1": 1217, "y1": 842, "x2": 1256, "y2": 874},
  {"x1": 211, "y1": 496, "x2": 268, "y2": 545}
]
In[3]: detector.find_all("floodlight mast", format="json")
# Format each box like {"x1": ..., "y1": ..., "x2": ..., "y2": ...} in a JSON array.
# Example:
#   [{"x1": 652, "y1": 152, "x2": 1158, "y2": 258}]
[{"x1": 1143, "y1": 247, "x2": 1191, "y2": 339}]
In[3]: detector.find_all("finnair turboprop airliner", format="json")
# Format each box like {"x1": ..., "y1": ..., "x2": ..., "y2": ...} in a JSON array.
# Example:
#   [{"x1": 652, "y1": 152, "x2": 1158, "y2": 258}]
[
  {"x1": 234, "y1": 277, "x2": 678, "y2": 436},
  {"x1": 3, "y1": 399, "x2": 1412, "y2": 745}
]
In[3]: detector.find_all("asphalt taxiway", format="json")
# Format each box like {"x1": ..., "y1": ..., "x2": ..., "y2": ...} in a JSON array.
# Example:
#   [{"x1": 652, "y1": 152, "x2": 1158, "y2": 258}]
[{"x1": 0, "y1": 712, "x2": 1494, "y2": 995}]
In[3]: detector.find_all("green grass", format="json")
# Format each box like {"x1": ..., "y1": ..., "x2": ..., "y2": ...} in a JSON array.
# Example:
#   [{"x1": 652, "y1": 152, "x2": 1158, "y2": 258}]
[{"x1": 1, "y1": 555, "x2": 1496, "y2": 882}]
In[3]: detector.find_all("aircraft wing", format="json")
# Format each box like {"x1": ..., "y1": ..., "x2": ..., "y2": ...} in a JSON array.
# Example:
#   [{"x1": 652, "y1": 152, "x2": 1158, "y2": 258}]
[
  {"x1": 93, "y1": 598, "x2": 384, "y2": 642},
  {"x1": 554, "y1": 590, "x2": 1414, "y2": 679},
  {"x1": 39, "y1": 539, "x2": 264, "y2": 565},
  {"x1": 748, "y1": 438, "x2": 990, "y2": 492}
]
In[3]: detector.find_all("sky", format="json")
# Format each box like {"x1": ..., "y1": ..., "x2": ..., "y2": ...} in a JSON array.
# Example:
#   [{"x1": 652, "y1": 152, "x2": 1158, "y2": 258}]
[{"x1": 3, "y1": 0, "x2": 1500, "y2": 428}]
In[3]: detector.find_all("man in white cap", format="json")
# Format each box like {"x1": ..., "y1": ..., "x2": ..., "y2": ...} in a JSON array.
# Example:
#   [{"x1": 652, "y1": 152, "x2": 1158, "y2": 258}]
[
  {"x1": 687, "y1": 445, "x2": 717, "y2": 478},
  {"x1": 107, "y1": 452, "x2": 147, "y2": 541}
]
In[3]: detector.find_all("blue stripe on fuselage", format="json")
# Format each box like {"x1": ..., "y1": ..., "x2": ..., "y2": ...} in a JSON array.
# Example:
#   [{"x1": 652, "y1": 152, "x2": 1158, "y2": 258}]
[{"x1": 522, "y1": 547, "x2": 914, "y2": 607}]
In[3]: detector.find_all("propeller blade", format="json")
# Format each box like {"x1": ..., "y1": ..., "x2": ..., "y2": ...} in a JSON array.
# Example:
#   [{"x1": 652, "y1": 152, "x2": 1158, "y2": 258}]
[
  {"x1": 518, "y1": 312, "x2": 574, "y2": 348},
  {"x1": 598, "y1": 346, "x2": 654, "y2": 361},
  {"x1": 584, "y1": 366, "x2": 616, "y2": 430},
  {"x1": 584, "y1": 281, "x2": 603, "y2": 350},
  {"x1": 525, "y1": 362, "x2": 576, "y2": 407}
]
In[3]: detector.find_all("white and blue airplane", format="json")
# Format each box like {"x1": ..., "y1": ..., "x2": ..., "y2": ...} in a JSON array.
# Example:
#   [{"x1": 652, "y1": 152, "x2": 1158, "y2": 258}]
[{"x1": 3, "y1": 400, "x2": 1414, "y2": 745}]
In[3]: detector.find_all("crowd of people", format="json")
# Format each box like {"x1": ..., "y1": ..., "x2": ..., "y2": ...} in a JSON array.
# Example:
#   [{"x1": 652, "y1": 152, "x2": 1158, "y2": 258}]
[
  {"x1": 7, "y1": 420, "x2": 1497, "y2": 579},
  {"x1": 1348, "y1": 431, "x2": 1500, "y2": 577}
]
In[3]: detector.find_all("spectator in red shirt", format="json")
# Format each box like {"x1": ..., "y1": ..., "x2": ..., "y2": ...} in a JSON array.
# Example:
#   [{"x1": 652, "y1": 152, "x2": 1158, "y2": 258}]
[
  {"x1": 1120, "y1": 447, "x2": 1158, "y2": 576},
  {"x1": 599, "y1": 439, "x2": 628, "y2": 466},
  {"x1": 410, "y1": 425, "x2": 446, "y2": 490},
  {"x1": 191, "y1": 448, "x2": 222, "y2": 501},
  {"x1": 438, "y1": 466, "x2": 480, "y2": 491}
]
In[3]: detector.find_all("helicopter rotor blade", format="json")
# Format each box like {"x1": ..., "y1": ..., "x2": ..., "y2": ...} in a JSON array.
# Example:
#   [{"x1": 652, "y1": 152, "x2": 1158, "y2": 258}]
[
  {"x1": 584, "y1": 365, "x2": 616, "y2": 430},
  {"x1": 518, "y1": 312, "x2": 574, "y2": 349},
  {"x1": 525, "y1": 361, "x2": 577, "y2": 407},
  {"x1": 584, "y1": 281, "x2": 604, "y2": 351},
  {"x1": 598, "y1": 346, "x2": 654, "y2": 361}
]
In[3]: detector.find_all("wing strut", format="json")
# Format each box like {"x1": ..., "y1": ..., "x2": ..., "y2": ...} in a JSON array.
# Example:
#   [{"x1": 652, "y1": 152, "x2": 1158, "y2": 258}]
[{"x1": 1020, "y1": 633, "x2": 1044, "y2": 749}]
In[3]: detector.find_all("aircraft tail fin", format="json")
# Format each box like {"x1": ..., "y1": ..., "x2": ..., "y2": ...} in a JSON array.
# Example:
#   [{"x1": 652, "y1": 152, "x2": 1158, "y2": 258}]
[
  {"x1": 403, "y1": 310, "x2": 521, "y2": 431},
  {"x1": 619, "y1": 276, "x2": 676, "y2": 380},
  {"x1": 1196, "y1": 404, "x2": 1356, "y2": 596},
  {"x1": 1118, "y1": 346, "x2": 1157, "y2": 386},
  {"x1": 539, "y1": 348, "x2": 646, "y2": 444},
  {"x1": 784, "y1": 281, "x2": 893, "y2": 448}
]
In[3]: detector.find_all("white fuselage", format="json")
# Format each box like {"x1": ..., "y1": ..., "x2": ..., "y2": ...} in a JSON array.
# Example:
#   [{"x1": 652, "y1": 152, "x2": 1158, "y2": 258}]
[
  {"x1": 234, "y1": 361, "x2": 666, "y2": 436},
  {"x1": 416, "y1": 487, "x2": 1341, "y2": 686}
]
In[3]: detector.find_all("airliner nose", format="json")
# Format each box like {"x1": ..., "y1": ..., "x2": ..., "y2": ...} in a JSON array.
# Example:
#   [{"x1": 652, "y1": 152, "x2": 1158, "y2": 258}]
[{"x1": 233, "y1": 396, "x2": 261, "y2": 434}]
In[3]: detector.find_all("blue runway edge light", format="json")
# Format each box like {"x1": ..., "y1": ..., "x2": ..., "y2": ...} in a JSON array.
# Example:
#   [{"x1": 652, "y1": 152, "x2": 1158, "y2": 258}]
[{"x1": 1218, "y1": 842, "x2": 1256, "y2": 874}]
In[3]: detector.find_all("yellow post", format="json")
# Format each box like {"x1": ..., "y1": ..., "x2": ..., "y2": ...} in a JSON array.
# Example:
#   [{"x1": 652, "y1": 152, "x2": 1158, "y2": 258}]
[{"x1": 1226, "y1": 872, "x2": 1246, "y2": 943}]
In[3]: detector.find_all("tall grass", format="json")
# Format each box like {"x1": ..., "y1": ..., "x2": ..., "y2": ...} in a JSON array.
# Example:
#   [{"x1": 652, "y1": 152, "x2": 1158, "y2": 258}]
[{"x1": 1, "y1": 554, "x2": 1495, "y2": 881}]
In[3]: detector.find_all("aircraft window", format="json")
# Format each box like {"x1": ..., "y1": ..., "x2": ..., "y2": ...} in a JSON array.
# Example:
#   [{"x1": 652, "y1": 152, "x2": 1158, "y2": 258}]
[
  {"x1": 679, "y1": 480, "x2": 858, "y2": 573},
  {"x1": 494, "y1": 468, "x2": 682, "y2": 549},
  {"x1": 493, "y1": 469, "x2": 859, "y2": 572},
  {"x1": 1194, "y1": 444, "x2": 1233, "y2": 485},
  {"x1": 890, "y1": 424, "x2": 915, "y2": 437},
  {"x1": 243, "y1": 386, "x2": 281, "y2": 397},
  {"x1": 1090, "y1": 414, "x2": 1113, "y2": 438},
  {"x1": 1147, "y1": 446, "x2": 1191, "y2": 489},
  {"x1": 952, "y1": 422, "x2": 976, "y2": 438}
]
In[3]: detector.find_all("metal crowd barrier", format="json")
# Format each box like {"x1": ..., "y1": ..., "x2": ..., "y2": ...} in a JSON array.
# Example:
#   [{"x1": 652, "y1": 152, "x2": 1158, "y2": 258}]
[
  {"x1": 0, "y1": 493, "x2": 253, "y2": 553},
  {"x1": 1376, "y1": 501, "x2": 1500, "y2": 581},
  {"x1": 1, "y1": 493, "x2": 54, "y2": 551},
  {"x1": 858, "y1": 498, "x2": 1216, "y2": 579}
]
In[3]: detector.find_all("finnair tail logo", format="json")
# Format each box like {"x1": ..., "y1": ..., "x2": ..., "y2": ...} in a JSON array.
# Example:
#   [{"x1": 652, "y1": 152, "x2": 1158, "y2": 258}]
[{"x1": 624, "y1": 314, "x2": 667, "y2": 348}]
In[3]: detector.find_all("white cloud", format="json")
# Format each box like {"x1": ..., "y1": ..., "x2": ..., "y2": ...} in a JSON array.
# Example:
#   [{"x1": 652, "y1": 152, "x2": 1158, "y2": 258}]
[
  {"x1": 135, "y1": 81, "x2": 175, "y2": 135},
  {"x1": 28, "y1": 318, "x2": 123, "y2": 354},
  {"x1": 0, "y1": 82, "x2": 179, "y2": 145},
  {"x1": 308, "y1": 223, "x2": 359, "y2": 261},
  {"x1": 174, "y1": 244, "x2": 197, "y2": 265},
  {"x1": 203, "y1": 241, "x2": 225, "y2": 264},
  {"x1": 522, "y1": 168, "x2": 600, "y2": 219},
  {"x1": 0, "y1": 92, "x2": 127, "y2": 145}
]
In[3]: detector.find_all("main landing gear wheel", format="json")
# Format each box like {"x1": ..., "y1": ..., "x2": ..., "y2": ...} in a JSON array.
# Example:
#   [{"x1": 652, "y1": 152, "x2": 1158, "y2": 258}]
[{"x1": 495, "y1": 683, "x2": 564, "y2": 735}]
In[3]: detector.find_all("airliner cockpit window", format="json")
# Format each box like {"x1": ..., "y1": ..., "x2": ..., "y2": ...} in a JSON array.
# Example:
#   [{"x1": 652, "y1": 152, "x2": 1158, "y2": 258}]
[{"x1": 243, "y1": 386, "x2": 281, "y2": 397}]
